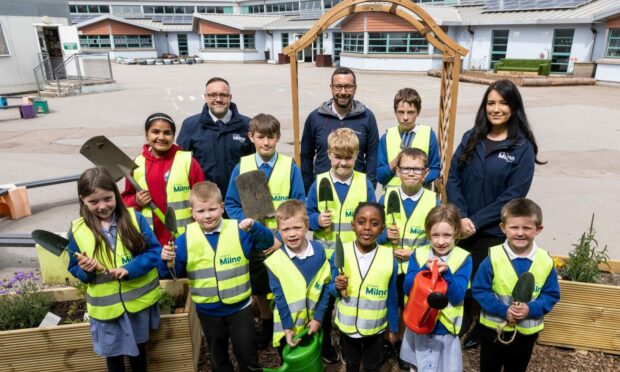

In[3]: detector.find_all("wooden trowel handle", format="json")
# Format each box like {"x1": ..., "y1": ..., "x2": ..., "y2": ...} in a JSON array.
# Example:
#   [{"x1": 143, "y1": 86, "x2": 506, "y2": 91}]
[
  {"x1": 73, "y1": 252, "x2": 108, "y2": 274},
  {"x1": 339, "y1": 270, "x2": 349, "y2": 298},
  {"x1": 167, "y1": 242, "x2": 176, "y2": 269}
]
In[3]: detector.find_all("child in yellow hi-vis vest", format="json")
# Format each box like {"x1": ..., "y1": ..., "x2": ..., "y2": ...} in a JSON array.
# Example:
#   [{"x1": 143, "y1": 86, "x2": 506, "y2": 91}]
[
  {"x1": 67, "y1": 167, "x2": 162, "y2": 372},
  {"x1": 331, "y1": 202, "x2": 399, "y2": 372},
  {"x1": 400, "y1": 204, "x2": 472, "y2": 372},
  {"x1": 264, "y1": 200, "x2": 331, "y2": 355},
  {"x1": 306, "y1": 127, "x2": 376, "y2": 363},
  {"x1": 161, "y1": 181, "x2": 274, "y2": 372},
  {"x1": 472, "y1": 198, "x2": 560, "y2": 372}
]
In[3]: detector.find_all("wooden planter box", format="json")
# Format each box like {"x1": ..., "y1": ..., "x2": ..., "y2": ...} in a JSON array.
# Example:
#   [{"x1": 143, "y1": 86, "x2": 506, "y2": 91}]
[
  {"x1": 538, "y1": 258, "x2": 620, "y2": 355},
  {"x1": 0, "y1": 279, "x2": 201, "y2": 372}
]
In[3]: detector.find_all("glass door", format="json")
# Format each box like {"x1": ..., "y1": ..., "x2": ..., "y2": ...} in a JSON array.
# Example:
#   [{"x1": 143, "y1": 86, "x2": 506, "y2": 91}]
[
  {"x1": 177, "y1": 33, "x2": 188, "y2": 56},
  {"x1": 490, "y1": 29, "x2": 509, "y2": 69},
  {"x1": 550, "y1": 29, "x2": 574, "y2": 73}
]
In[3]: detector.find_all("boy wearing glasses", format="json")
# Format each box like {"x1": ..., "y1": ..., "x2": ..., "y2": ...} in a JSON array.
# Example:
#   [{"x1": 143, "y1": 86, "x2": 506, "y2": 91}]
[
  {"x1": 306, "y1": 128, "x2": 376, "y2": 364},
  {"x1": 177, "y1": 77, "x2": 253, "y2": 197},
  {"x1": 378, "y1": 147, "x2": 439, "y2": 370},
  {"x1": 376, "y1": 88, "x2": 441, "y2": 189}
]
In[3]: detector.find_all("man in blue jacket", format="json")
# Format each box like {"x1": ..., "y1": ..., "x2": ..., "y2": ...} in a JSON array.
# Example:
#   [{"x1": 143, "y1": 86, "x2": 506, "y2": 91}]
[
  {"x1": 177, "y1": 77, "x2": 254, "y2": 197},
  {"x1": 300, "y1": 67, "x2": 379, "y2": 191}
]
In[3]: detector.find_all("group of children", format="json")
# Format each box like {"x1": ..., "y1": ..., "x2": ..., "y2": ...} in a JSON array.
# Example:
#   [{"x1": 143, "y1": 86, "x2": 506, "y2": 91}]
[{"x1": 65, "y1": 87, "x2": 559, "y2": 372}]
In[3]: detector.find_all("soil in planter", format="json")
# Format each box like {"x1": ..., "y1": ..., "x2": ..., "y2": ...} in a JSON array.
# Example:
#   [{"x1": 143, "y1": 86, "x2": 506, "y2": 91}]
[
  {"x1": 596, "y1": 272, "x2": 620, "y2": 286},
  {"x1": 49, "y1": 300, "x2": 87, "y2": 324}
]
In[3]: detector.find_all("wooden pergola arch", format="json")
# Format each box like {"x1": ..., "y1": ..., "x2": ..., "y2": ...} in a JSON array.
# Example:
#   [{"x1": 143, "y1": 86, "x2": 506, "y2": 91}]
[{"x1": 283, "y1": 0, "x2": 468, "y2": 187}]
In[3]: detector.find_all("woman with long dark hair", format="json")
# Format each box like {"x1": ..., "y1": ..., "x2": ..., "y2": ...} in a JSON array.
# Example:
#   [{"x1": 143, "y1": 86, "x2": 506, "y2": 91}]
[{"x1": 446, "y1": 79, "x2": 545, "y2": 347}]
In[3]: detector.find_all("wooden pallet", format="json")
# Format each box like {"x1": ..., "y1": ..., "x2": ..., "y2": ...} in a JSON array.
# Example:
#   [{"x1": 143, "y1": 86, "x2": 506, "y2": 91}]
[{"x1": 0, "y1": 279, "x2": 201, "y2": 371}]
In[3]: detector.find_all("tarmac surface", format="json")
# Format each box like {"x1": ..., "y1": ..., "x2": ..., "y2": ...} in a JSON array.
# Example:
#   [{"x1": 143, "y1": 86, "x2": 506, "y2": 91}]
[{"x1": 1, "y1": 62, "x2": 619, "y2": 275}]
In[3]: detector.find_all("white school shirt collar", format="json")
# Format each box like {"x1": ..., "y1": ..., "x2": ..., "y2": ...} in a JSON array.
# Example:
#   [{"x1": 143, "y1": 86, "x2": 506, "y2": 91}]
[
  {"x1": 284, "y1": 239, "x2": 315, "y2": 260},
  {"x1": 399, "y1": 185, "x2": 424, "y2": 202},
  {"x1": 209, "y1": 109, "x2": 232, "y2": 124},
  {"x1": 330, "y1": 170, "x2": 353, "y2": 185},
  {"x1": 502, "y1": 241, "x2": 538, "y2": 261},
  {"x1": 400, "y1": 124, "x2": 420, "y2": 135},
  {"x1": 427, "y1": 246, "x2": 452, "y2": 263},
  {"x1": 255, "y1": 152, "x2": 278, "y2": 168},
  {"x1": 203, "y1": 220, "x2": 223, "y2": 235}
]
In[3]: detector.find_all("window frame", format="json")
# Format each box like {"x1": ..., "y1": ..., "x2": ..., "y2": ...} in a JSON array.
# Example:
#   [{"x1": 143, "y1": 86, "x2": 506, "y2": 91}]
[
  {"x1": 203, "y1": 34, "x2": 242, "y2": 49},
  {"x1": 0, "y1": 21, "x2": 11, "y2": 56},
  {"x1": 367, "y1": 32, "x2": 428, "y2": 54},
  {"x1": 112, "y1": 34, "x2": 153, "y2": 49},
  {"x1": 78, "y1": 35, "x2": 112, "y2": 49},
  {"x1": 606, "y1": 29, "x2": 620, "y2": 58},
  {"x1": 342, "y1": 32, "x2": 364, "y2": 53}
]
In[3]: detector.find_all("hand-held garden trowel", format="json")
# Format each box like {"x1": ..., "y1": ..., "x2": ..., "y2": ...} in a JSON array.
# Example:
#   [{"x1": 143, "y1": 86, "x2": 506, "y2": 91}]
[
  {"x1": 498, "y1": 271, "x2": 535, "y2": 345},
  {"x1": 31, "y1": 229, "x2": 109, "y2": 274},
  {"x1": 318, "y1": 178, "x2": 333, "y2": 233},
  {"x1": 334, "y1": 234, "x2": 348, "y2": 298},
  {"x1": 386, "y1": 190, "x2": 400, "y2": 246},
  {"x1": 235, "y1": 170, "x2": 276, "y2": 222},
  {"x1": 164, "y1": 207, "x2": 178, "y2": 280},
  {"x1": 80, "y1": 135, "x2": 166, "y2": 225}
]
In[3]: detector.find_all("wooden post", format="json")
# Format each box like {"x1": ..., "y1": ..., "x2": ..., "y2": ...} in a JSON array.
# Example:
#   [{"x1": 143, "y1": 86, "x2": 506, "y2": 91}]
[{"x1": 289, "y1": 57, "x2": 301, "y2": 165}]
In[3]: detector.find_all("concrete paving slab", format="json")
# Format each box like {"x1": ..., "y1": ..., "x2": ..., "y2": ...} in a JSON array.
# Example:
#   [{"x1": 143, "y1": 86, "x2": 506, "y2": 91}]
[{"x1": 0, "y1": 62, "x2": 618, "y2": 262}]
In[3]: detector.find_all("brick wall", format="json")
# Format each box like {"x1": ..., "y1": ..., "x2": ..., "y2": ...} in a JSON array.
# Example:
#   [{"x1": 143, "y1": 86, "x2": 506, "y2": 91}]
[
  {"x1": 341, "y1": 13, "x2": 417, "y2": 33},
  {"x1": 79, "y1": 20, "x2": 153, "y2": 36}
]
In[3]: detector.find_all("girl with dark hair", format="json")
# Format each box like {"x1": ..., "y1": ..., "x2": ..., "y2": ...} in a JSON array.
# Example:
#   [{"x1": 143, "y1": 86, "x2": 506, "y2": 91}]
[
  {"x1": 67, "y1": 167, "x2": 162, "y2": 372},
  {"x1": 122, "y1": 113, "x2": 204, "y2": 247},
  {"x1": 446, "y1": 79, "x2": 544, "y2": 347}
]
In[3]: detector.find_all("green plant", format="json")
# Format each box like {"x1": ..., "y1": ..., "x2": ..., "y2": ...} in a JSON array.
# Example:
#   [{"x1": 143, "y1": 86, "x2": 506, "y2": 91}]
[
  {"x1": 160, "y1": 288, "x2": 176, "y2": 313},
  {"x1": 0, "y1": 271, "x2": 52, "y2": 331},
  {"x1": 560, "y1": 214, "x2": 610, "y2": 283}
]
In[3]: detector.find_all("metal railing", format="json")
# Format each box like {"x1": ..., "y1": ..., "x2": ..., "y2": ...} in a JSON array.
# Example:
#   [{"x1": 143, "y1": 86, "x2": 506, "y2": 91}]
[{"x1": 33, "y1": 52, "x2": 114, "y2": 95}]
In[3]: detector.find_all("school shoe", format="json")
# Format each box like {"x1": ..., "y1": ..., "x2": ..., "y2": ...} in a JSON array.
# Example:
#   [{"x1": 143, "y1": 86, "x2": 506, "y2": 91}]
[
  {"x1": 257, "y1": 317, "x2": 273, "y2": 349},
  {"x1": 463, "y1": 324, "x2": 479, "y2": 349},
  {"x1": 394, "y1": 341, "x2": 411, "y2": 371},
  {"x1": 321, "y1": 339, "x2": 340, "y2": 364}
]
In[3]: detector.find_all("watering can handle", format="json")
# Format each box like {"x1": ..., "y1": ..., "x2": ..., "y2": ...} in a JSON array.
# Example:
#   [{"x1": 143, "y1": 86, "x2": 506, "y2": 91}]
[
  {"x1": 293, "y1": 327, "x2": 310, "y2": 343},
  {"x1": 430, "y1": 258, "x2": 439, "y2": 289}
]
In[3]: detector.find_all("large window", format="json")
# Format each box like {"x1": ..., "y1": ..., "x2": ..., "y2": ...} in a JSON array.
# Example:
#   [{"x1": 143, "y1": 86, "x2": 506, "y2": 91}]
[
  {"x1": 70, "y1": 5, "x2": 110, "y2": 14},
  {"x1": 606, "y1": 29, "x2": 620, "y2": 58},
  {"x1": 79, "y1": 35, "x2": 111, "y2": 48},
  {"x1": 244, "y1": 34, "x2": 256, "y2": 49},
  {"x1": 113, "y1": 35, "x2": 153, "y2": 48},
  {"x1": 111, "y1": 5, "x2": 143, "y2": 18},
  {"x1": 247, "y1": 5, "x2": 265, "y2": 13},
  {"x1": 343, "y1": 32, "x2": 363, "y2": 53},
  {"x1": 490, "y1": 29, "x2": 509, "y2": 68},
  {"x1": 282, "y1": 33, "x2": 289, "y2": 48},
  {"x1": 368, "y1": 32, "x2": 428, "y2": 54},
  {"x1": 266, "y1": 2, "x2": 299, "y2": 13},
  {"x1": 203, "y1": 34, "x2": 241, "y2": 49},
  {"x1": 143, "y1": 6, "x2": 194, "y2": 14},
  {"x1": 0, "y1": 22, "x2": 10, "y2": 56}
]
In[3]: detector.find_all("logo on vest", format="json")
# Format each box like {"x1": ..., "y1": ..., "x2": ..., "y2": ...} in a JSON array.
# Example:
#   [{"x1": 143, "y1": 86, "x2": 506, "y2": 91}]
[
  {"x1": 498, "y1": 152, "x2": 515, "y2": 163},
  {"x1": 219, "y1": 256, "x2": 242, "y2": 265},
  {"x1": 314, "y1": 282, "x2": 322, "y2": 290},
  {"x1": 232, "y1": 134, "x2": 246, "y2": 143},
  {"x1": 345, "y1": 210, "x2": 354, "y2": 218},
  {"x1": 174, "y1": 184, "x2": 191, "y2": 193},
  {"x1": 121, "y1": 255, "x2": 134, "y2": 265},
  {"x1": 409, "y1": 227, "x2": 424, "y2": 235},
  {"x1": 365, "y1": 286, "x2": 387, "y2": 297},
  {"x1": 272, "y1": 195, "x2": 289, "y2": 202}
]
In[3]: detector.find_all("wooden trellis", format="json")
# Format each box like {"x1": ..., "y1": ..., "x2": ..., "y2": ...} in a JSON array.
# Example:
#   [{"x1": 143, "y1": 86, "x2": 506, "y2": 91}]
[{"x1": 283, "y1": 0, "x2": 468, "y2": 192}]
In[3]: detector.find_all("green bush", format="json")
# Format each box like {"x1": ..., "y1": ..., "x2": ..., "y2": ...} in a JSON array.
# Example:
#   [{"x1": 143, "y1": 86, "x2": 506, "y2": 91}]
[
  {"x1": 0, "y1": 272, "x2": 52, "y2": 331},
  {"x1": 560, "y1": 215, "x2": 609, "y2": 283},
  {"x1": 493, "y1": 58, "x2": 550, "y2": 76}
]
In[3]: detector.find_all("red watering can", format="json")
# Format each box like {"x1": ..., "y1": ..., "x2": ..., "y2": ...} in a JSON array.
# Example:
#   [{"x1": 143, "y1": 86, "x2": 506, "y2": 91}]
[{"x1": 403, "y1": 258, "x2": 449, "y2": 334}]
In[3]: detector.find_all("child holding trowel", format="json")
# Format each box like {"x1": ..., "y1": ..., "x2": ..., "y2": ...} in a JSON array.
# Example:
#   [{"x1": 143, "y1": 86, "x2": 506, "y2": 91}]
[
  {"x1": 121, "y1": 112, "x2": 204, "y2": 247},
  {"x1": 472, "y1": 198, "x2": 560, "y2": 372},
  {"x1": 378, "y1": 147, "x2": 439, "y2": 369},
  {"x1": 225, "y1": 113, "x2": 306, "y2": 349},
  {"x1": 306, "y1": 127, "x2": 375, "y2": 363},
  {"x1": 264, "y1": 200, "x2": 331, "y2": 354},
  {"x1": 329, "y1": 202, "x2": 399, "y2": 372},
  {"x1": 160, "y1": 181, "x2": 274, "y2": 372},
  {"x1": 400, "y1": 204, "x2": 472, "y2": 372},
  {"x1": 67, "y1": 167, "x2": 162, "y2": 372}
]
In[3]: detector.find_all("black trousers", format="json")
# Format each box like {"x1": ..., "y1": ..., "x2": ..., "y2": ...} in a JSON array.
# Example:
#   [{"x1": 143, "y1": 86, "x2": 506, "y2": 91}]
[
  {"x1": 479, "y1": 325, "x2": 539, "y2": 372},
  {"x1": 197, "y1": 305, "x2": 260, "y2": 372},
  {"x1": 105, "y1": 343, "x2": 147, "y2": 372},
  {"x1": 340, "y1": 332, "x2": 384, "y2": 372}
]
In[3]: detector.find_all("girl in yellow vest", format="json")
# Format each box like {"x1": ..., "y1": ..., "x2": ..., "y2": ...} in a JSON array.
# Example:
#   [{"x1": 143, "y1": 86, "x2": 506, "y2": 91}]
[
  {"x1": 67, "y1": 167, "x2": 163, "y2": 372},
  {"x1": 122, "y1": 112, "x2": 205, "y2": 247},
  {"x1": 400, "y1": 204, "x2": 472, "y2": 372},
  {"x1": 331, "y1": 202, "x2": 399, "y2": 372}
]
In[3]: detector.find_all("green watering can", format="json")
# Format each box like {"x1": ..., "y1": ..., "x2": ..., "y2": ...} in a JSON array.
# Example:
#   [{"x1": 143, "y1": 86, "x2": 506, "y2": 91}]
[{"x1": 263, "y1": 328, "x2": 324, "y2": 372}]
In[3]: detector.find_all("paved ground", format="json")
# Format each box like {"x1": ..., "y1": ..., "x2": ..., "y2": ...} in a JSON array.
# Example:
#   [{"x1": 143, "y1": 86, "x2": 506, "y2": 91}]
[{"x1": 1, "y1": 62, "x2": 619, "y2": 274}]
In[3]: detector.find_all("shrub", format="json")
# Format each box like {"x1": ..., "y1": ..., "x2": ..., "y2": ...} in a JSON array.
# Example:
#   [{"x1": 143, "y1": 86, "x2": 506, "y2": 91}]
[
  {"x1": 560, "y1": 215, "x2": 609, "y2": 283},
  {"x1": 0, "y1": 271, "x2": 52, "y2": 331}
]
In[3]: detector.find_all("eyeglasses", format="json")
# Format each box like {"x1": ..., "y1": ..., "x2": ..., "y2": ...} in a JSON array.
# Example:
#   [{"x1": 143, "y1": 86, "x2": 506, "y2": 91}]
[
  {"x1": 398, "y1": 167, "x2": 426, "y2": 175},
  {"x1": 205, "y1": 92, "x2": 231, "y2": 100},
  {"x1": 331, "y1": 84, "x2": 356, "y2": 91}
]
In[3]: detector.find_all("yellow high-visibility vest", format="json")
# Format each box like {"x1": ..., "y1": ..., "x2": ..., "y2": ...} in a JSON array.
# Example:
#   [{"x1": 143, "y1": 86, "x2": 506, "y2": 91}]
[
  {"x1": 186, "y1": 220, "x2": 251, "y2": 304},
  {"x1": 385, "y1": 125, "x2": 431, "y2": 187},
  {"x1": 479, "y1": 245, "x2": 554, "y2": 335},
  {"x1": 313, "y1": 171, "x2": 367, "y2": 259},
  {"x1": 264, "y1": 248, "x2": 331, "y2": 347},
  {"x1": 414, "y1": 245, "x2": 470, "y2": 334},
  {"x1": 72, "y1": 209, "x2": 161, "y2": 321},
  {"x1": 134, "y1": 150, "x2": 193, "y2": 233},
  {"x1": 239, "y1": 154, "x2": 293, "y2": 230},
  {"x1": 335, "y1": 242, "x2": 394, "y2": 336}
]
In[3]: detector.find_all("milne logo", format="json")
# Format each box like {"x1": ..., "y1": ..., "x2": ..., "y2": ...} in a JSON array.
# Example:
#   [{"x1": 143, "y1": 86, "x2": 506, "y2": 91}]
[
  {"x1": 232, "y1": 134, "x2": 246, "y2": 143},
  {"x1": 314, "y1": 282, "x2": 322, "y2": 290},
  {"x1": 409, "y1": 227, "x2": 424, "y2": 235},
  {"x1": 219, "y1": 256, "x2": 241, "y2": 265},
  {"x1": 365, "y1": 286, "x2": 387, "y2": 297},
  {"x1": 498, "y1": 152, "x2": 515, "y2": 163},
  {"x1": 272, "y1": 195, "x2": 289, "y2": 202},
  {"x1": 345, "y1": 210, "x2": 354, "y2": 218},
  {"x1": 121, "y1": 255, "x2": 133, "y2": 265},
  {"x1": 174, "y1": 185, "x2": 191, "y2": 193},
  {"x1": 534, "y1": 283, "x2": 542, "y2": 294}
]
